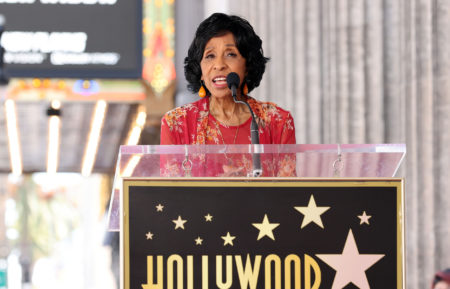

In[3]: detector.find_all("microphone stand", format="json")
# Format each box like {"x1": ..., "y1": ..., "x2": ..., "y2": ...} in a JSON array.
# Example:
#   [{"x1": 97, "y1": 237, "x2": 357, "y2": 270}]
[{"x1": 231, "y1": 86, "x2": 262, "y2": 177}]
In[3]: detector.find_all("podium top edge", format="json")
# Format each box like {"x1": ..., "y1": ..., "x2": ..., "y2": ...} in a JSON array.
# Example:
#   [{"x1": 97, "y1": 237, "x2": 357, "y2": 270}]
[{"x1": 118, "y1": 144, "x2": 406, "y2": 155}]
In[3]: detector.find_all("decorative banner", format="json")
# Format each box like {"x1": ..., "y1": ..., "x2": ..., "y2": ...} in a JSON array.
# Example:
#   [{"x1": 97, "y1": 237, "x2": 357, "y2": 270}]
[
  {"x1": 142, "y1": 0, "x2": 176, "y2": 95},
  {"x1": 122, "y1": 179, "x2": 404, "y2": 289}
]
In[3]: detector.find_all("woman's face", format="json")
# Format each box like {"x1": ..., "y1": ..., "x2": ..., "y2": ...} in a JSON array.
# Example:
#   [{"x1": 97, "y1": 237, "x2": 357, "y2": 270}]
[
  {"x1": 434, "y1": 281, "x2": 450, "y2": 289},
  {"x1": 200, "y1": 32, "x2": 247, "y2": 99}
]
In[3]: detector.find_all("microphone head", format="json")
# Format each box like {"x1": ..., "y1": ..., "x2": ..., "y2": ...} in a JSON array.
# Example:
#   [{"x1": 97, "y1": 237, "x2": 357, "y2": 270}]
[{"x1": 226, "y1": 72, "x2": 240, "y2": 89}]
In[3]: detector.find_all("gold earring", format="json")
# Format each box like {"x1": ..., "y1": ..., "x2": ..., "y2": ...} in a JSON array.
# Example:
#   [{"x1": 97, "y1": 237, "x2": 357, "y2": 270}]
[{"x1": 198, "y1": 83, "x2": 206, "y2": 98}]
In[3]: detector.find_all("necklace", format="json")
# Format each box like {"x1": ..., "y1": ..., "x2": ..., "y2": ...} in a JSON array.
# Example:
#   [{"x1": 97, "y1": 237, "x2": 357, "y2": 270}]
[
  {"x1": 212, "y1": 118, "x2": 240, "y2": 145},
  {"x1": 211, "y1": 118, "x2": 240, "y2": 169},
  {"x1": 210, "y1": 102, "x2": 237, "y2": 127}
]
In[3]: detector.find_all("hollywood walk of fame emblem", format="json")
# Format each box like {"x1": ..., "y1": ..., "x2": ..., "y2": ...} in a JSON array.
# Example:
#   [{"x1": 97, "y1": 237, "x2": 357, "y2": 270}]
[{"x1": 122, "y1": 179, "x2": 404, "y2": 289}]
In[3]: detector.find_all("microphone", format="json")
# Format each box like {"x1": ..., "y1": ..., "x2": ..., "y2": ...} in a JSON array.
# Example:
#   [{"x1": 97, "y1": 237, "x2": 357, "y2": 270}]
[
  {"x1": 226, "y1": 72, "x2": 239, "y2": 98},
  {"x1": 226, "y1": 72, "x2": 262, "y2": 177}
]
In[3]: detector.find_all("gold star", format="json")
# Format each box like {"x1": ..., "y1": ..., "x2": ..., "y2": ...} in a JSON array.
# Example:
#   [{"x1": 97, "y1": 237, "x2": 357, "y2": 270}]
[
  {"x1": 172, "y1": 215, "x2": 187, "y2": 230},
  {"x1": 221, "y1": 232, "x2": 236, "y2": 246},
  {"x1": 195, "y1": 237, "x2": 203, "y2": 245},
  {"x1": 146, "y1": 232, "x2": 154, "y2": 240},
  {"x1": 156, "y1": 203, "x2": 164, "y2": 212},
  {"x1": 252, "y1": 214, "x2": 280, "y2": 241},
  {"x1": 205, "y1": 213, "x2": 213, "y2": 222},
  {"x1": 358, "y1": 211, "x2": 372, "y2": 225},
  {"x1": 294, "y1": 195, "x2": 330, "y2": 229}
]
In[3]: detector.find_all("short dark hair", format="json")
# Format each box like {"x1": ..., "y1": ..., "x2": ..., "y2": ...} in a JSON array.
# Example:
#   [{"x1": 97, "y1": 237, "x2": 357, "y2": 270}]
[{"x1": 184, "y1": 13, "x2": 269, "y2": 95}]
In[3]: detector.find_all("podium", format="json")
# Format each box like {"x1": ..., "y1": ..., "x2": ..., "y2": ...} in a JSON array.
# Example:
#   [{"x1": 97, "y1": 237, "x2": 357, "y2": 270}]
[{"x1": 109, "y1": 144, "x2": 406, "y2": 289}]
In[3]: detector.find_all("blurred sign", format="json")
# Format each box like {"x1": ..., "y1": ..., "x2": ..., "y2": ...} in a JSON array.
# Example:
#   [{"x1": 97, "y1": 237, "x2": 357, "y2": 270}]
[{"x1": 0, "y1": 0, "x2": 142, "y2": 79}]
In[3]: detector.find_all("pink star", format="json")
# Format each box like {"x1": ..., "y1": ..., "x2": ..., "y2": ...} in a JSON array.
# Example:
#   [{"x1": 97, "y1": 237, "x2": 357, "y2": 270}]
[
  {"x1": 316, "y1": 229, "x2": 385, "y2": 289},
  {"x1": 358, "y1": 211, "x2": 372, "y2": 225}
]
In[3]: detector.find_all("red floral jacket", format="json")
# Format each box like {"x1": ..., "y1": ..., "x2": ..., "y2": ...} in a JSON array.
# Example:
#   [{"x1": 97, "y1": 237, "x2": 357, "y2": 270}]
[{"x1": 160, "y1": 96, "x2": 296, "y2": 177}]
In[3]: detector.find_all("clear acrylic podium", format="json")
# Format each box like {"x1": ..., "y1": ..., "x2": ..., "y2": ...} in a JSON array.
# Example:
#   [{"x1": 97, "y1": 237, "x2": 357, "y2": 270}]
[
  {"x1": 108, "y1": 144, "x2": 405, "y2": 231},
  {"x1": 111, "y1": 144, "x2": 406, "y2": 289}
]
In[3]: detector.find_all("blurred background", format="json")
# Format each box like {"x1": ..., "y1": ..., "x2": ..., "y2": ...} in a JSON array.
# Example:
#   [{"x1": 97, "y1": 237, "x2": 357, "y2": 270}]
[{"x1": 0, "y1": 0, "x2": 448, "y2": 289}]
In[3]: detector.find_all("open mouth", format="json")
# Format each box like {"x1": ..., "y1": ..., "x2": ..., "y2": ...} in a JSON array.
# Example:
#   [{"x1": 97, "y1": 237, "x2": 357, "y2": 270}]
[{"x1": 213, "y1": 76, "x2": 227, "y2": 85}]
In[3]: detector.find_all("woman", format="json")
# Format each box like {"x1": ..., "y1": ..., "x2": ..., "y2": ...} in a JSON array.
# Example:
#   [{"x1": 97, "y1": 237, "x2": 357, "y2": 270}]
[
  {"x1": 431, "y1": 269, "x2": 450, "y2": 289},
  {"x1": 160, "y1": 13, "x2": 296, "y2": 176}
]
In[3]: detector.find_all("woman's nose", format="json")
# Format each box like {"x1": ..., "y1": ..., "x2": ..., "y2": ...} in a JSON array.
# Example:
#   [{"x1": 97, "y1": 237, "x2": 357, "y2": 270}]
[{"x1": 213, "y1": 57, "x2": 226, "y2": 70}]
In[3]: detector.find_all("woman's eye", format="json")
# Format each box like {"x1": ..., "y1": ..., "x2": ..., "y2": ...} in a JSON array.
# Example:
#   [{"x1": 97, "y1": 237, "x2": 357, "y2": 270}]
[
  {"x1": 227, "y1": 52, "x2": 237, "y2": 57},
  {"x1": 204, "y1": 54, "x2": 214, "y2": 59}
]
